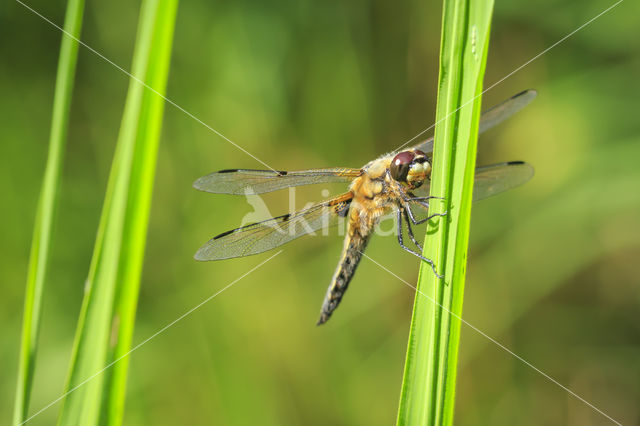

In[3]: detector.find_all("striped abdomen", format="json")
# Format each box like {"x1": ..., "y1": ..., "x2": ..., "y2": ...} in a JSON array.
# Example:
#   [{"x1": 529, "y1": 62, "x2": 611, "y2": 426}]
[{"x1": 317, "y1": 228, "x2": 370, "y2": 325}]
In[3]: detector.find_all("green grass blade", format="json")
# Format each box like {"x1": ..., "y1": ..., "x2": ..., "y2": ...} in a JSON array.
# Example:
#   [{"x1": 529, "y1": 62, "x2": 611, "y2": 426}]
[
  {"x1": 104, "y1": 2, "x2": 179, "y2": 424},
  {"x1": 12, "y1": 0, "x2": 85, "y2": 423},
  {"x1": 397, "y1": 0, "x2": 494, "y2": 425},
  {"x1": 56, "y1": 1, "x2": 179, "y2": 425}
]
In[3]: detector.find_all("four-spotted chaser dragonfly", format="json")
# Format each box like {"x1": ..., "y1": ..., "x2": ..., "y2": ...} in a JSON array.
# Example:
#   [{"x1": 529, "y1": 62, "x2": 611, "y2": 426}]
[{"x1": 194, "y1": 90, "x2": 537, "y2": 324}]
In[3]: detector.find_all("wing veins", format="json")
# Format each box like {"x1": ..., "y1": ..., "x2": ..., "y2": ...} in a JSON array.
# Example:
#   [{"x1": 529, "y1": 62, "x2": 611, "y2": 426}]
[
  {"x1": 195, "y1": 193, "x2": 353, "y2": 260},
  {"x1": 193, "y1": 168, "x2": 361, "y2": 195},
  {"x1": 411, "y1": 89, "x2": 537, "y2": 154}
]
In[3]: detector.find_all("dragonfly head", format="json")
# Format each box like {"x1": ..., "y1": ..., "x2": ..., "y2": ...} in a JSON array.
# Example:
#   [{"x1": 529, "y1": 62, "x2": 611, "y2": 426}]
[{"x1": 390, "y1": 150, "x2": 431, "y2": 189}]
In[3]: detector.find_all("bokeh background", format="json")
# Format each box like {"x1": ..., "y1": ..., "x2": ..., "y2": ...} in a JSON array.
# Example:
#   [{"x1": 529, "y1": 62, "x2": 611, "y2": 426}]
[{"x1": 2, "y1": 0, "x2": 639, "y2": 424}]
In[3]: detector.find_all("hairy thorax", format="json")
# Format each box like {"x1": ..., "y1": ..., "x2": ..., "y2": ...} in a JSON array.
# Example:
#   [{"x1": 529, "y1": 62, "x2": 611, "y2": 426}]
[{"x1": 347, "y1": 155, "x2": 405, "y2": 236}]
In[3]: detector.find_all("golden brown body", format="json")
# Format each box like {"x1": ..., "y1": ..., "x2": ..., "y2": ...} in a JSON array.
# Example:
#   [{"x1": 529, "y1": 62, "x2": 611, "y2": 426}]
[
  {"x1": 193, "y1": 89, "x2": 538, "y2": 325},
  {"x1": 317, "y1": 153, "x2": 428, "y2": 324}
]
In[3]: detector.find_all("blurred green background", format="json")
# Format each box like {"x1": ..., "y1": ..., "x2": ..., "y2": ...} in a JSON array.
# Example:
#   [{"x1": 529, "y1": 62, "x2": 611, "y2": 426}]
[{"x1": 2, "y1": 0, "x2": 639, "y2": 424}]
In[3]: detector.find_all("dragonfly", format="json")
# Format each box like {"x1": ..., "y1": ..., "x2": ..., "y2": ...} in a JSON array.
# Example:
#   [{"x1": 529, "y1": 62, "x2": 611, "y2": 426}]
[{"x1": 193, "y1": 89, "x2": 537, "y2": 325}]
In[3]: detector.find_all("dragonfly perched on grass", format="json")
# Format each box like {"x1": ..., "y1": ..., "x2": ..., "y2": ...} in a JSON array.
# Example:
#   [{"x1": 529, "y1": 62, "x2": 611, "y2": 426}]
[{"x1": 194, "y1": 90, "x2": 537, "y2": 324}]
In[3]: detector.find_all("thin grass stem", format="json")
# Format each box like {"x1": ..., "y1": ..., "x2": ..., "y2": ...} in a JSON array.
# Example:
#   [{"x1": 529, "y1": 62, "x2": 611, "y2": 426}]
[
  {"x1": 56, "y1": 1, "x2": 179, "y2": 424},
  {"x1": 13, "y1": 0, "x2": 85, "y2": 423},
  {"x1": 397, "y1": 0, "x2": 495, "y2": 424}
]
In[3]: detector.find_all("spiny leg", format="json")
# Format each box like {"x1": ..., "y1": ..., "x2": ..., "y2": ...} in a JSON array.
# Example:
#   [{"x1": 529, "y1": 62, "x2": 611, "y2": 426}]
[
  {"x1": 402, "y1": 195, "x2": 447, "y2": 224},
  {"x1": 412, "y1": 199, "x2": 430, "y2": 211},
  {"x1": 403, "y1": 195, "x2": 443, "y2": 211},
  {"x1": 405, "y1": 195, "x2": 443, "y2": 202},
  {"x1": 402, "y1": 209, "x2": 422, "y2": 251},
  {"x1": 405, "y1": 204, "x2": 448, "y2": 226},
  {"x1": 396, "y1": 209, "x2": 442, "y2": 278}
]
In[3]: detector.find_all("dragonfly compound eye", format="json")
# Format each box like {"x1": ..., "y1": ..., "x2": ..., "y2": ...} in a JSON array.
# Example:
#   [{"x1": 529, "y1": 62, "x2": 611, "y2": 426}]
[{"x1": 390, "y1": 151, "x2": 416, "y2": 182}]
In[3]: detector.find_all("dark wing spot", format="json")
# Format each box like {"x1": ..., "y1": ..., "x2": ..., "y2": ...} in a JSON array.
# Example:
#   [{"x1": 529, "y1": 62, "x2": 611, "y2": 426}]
[
  {"x1": 277, "y1": 170, "x2": 288, "y2": 176},
  {"x1": 218, "y1": 168, "x2": 282, "y2": 174},
  {"x1": 213, "y1": 229, "x2": 235, "y2": 239},
  {"x1": 280, "y1": 213, "x2": 291, "y2": 222},
  {"x1": 506, "y1": 161, "x2": 525, "y2": 165}
]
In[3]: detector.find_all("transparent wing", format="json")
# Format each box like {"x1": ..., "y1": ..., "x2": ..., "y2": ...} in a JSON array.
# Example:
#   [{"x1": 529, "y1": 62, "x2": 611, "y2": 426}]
[
  {"x1": 476, "y1": 89, "x2": 537, "y2": 135},
  {"x1": 472, "y1": 161, "x2": 534, "y2": 201},
  {"x1": 411, "y1": 161, "x2": 534, "y2": 202},
  {"x1": 194, "y1": 193, "x2": 353, "y2": 260},
  {"x1": 193, "y1": 168, "x2": 361, "y2": 195},
  {"x1": 411, "y1": 89, "x2": 537, "y2": 154}
]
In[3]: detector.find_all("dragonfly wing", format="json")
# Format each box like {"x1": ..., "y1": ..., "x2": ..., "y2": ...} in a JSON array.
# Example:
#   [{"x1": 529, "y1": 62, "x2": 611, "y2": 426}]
[
  {"x1": 472, "y1": 161, "x2": 534, "y2": 201},
  {"x1": 193, "y1": 168, "x2": 361, "y2": 195},
  {"x1": 477, "y1": 89, "x2": 537, "y2": 135},
  {"x1": 409, "y1": 161, "x2": 533, "y2": 203},
  {"x1": 411, "y1": 89, "x2": 537, "y2": 154},
  {"x1": 412, "y1": 136, "x2": 434, "y2": 155},
  {"x1": 195, "y1": 193, "x2": 353, "y2": 260}
]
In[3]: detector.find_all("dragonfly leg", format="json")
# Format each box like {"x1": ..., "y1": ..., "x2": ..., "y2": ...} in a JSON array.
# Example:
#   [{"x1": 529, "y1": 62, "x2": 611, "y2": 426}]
[
  {"x1": 403, "y1": 195, "x2": 447, "y2": 223},
  {"x1": 404, "y1": 195, "x2": 443, "y2": 210},
  {"x1": 396, "y1": 209, "x2": 442, "y2": 278},
  {"x1": 412, "y1": 199, "x2": 430, "y2": 210},
  {"x1": 408, "y1": 196, "x2": 444, "y2": 202},
  {"x1": 405, "y1": 204, "x2": 448, "y2": 226},
  {"x1": 402, "y1": 209, "x2": 423, "y2": 251}
]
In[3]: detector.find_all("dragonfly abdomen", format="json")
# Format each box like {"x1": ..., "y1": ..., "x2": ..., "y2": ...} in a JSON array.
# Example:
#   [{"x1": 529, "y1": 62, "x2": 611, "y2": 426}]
[{"x1": 317, "y1": 227, "x2": 370, "y2": 325}]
